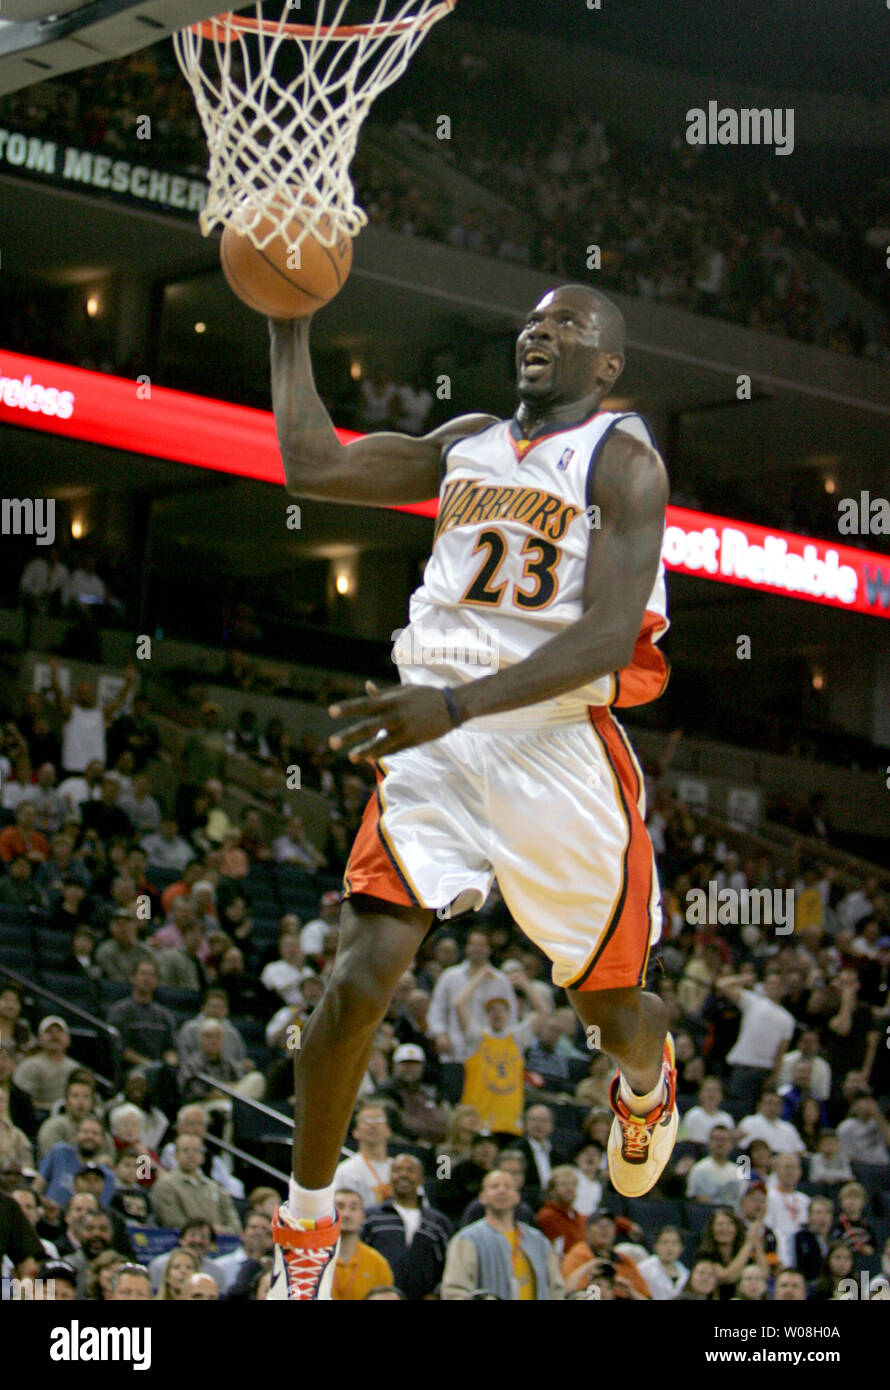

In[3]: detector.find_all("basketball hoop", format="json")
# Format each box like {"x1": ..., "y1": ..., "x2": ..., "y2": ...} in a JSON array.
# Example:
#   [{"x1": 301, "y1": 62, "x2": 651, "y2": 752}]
[{"x1": 173, "y1": 0, "x2": 457, "y2": 251}]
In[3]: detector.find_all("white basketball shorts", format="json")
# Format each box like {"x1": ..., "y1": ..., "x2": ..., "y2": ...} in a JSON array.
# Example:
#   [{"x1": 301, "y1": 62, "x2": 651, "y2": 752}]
[{"x1": 343, "y1": 704, "x2": 662, "y2": 992}]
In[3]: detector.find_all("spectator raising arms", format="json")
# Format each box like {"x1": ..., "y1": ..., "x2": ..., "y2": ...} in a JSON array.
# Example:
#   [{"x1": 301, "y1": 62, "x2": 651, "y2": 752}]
[
  {"x1": 50, "y1": 660, "x2": 136, "y2": 776},
  {"x1": 454, "y1": 971, "x2": 544, "y2": 1138},
  {"x1": 695, "y1": 1208, "x2": 771, "y2": 1300},
  {"x1": 716, "y1": 967, "x2": 796, "y2": 1113},
  {"x1": 428, "y1": 930, "x2": 517, "y2": 1060}
]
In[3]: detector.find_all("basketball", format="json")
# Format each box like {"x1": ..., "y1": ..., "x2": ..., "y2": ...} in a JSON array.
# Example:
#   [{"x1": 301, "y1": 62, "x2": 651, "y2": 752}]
[{"x1": 220, "y1": 202, "x2": 353, "y2": 318}]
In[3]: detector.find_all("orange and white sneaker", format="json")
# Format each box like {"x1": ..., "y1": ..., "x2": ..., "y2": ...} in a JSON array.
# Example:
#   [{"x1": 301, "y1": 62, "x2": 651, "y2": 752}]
[
  {"x1": 607, "y1": 1033, "x2": 678, "y2": 1199},
  {"x1": 268, "y1": 1207, "x2": 341, "y2": 1301}
]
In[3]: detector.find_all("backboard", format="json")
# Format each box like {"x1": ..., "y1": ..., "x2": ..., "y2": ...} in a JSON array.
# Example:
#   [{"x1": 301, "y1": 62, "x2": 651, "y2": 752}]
[{"x1": 0, "y1": 0, "x2": 230, "y2": 96}]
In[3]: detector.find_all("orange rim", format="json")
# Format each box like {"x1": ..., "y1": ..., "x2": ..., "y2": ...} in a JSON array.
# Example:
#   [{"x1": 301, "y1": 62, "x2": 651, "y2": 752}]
[{"x1": 190, "y1": 0, "x2": 456, "y2": 42}]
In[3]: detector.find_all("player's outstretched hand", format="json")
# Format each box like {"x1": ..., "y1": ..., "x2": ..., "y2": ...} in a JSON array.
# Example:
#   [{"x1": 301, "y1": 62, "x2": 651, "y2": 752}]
[{"x1": 328, "y1": 680, "x2": 455, "y2": 762}]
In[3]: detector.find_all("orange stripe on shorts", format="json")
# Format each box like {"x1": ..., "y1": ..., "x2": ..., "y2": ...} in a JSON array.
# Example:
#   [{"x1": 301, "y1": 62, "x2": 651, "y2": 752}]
[
  {"x1": 341, "y1": 765, "x2": 419, "y2": 908},
  {"x1": 567, "y1": 710, "x2": 654, "y2": 992}
]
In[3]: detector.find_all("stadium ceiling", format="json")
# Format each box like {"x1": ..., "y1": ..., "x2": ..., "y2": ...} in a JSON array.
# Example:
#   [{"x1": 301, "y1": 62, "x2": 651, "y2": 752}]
[{"x1": 0, "y1": 0, "x2": 224, "y2": 96}]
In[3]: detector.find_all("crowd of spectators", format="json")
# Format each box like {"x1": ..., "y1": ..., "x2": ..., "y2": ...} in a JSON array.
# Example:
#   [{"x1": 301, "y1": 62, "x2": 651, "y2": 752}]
[
  {"x1": 1, "y1": 647, "x2": 888, "y2": 1302},
  {"x1": 1, "y1": 36, "x2": 888, "y2": 367},
  {"x1": 360, "y1": 121, "x2": 889, "y2": 362},
  {"x1": 0, "y1": 45, "x2": 203, "y2": 172},
  {"x1": 359, "y1": 42, "x2": 889, "y2": 361},
  {"x1": 15, "y1": 544, "x2": 126, "y2": 661}
]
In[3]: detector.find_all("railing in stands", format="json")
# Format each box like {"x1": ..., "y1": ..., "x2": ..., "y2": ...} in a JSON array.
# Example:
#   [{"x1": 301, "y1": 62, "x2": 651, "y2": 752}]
[
  {"x1": 193, "y1": 1073, "x2": 293, "y2": 1131},
  {"x1": 0, "y1": 965, "x2": 121, "y2": 1045},
  {"x1": 697, "y1": 811, "x2": 890, "y2": 886},
  {"x1": 0, "y1": 965, "x2": 121, "y2": 1084},
  {"x1": 0, "y1": 972, "x2": 359, "y2": 1170},
  {"x1": 201, "y1": 1130, "x2": 289, "y2": 1185},
  {"x1": 762, "y1": 820, "x2": 890, "y2": 884},
  {"x1": 192, "y1": 1072, "x2": 355, "y2": 1162}
]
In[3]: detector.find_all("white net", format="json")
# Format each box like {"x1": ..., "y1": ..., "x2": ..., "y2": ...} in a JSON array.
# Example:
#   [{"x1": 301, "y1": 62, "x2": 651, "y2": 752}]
[{"x1": 173, "y1": 0, "x2": 456, "y2": 250}]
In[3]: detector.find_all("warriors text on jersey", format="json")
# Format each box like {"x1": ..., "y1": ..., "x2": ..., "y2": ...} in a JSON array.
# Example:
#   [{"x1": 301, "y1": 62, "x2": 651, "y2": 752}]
[{"x1": 393, "y1": 410, "x2": 669, "y2": 726}]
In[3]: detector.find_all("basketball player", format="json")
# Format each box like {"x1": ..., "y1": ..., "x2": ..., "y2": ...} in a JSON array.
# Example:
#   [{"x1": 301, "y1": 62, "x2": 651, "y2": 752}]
[{"x1": 267, "y1": 283, "x2": 676, "y2": 1299}]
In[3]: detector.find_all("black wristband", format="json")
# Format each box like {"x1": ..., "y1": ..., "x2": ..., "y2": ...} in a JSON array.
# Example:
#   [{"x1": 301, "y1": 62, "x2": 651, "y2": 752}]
[{"x1": 442, "y1": 687, "x2": 463, "y2": 729}]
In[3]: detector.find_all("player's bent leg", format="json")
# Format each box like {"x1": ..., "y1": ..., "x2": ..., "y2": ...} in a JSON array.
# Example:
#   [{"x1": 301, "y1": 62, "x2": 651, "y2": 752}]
[
  {"x1": 567, "y1": 985, "x2": 677, "y2": 1199},
  {"x1": 270, "y1": 893, "x2": 433, "y2": 1301},
  {"x1": 568, "y1": 984, "x2": 666, "y2": 1092}
]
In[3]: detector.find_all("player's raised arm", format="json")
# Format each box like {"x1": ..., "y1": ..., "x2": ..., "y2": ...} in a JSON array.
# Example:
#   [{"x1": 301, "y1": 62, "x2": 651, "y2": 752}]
[{"x1": 269, "y1": 317, "x2": 498, "y2": 506}]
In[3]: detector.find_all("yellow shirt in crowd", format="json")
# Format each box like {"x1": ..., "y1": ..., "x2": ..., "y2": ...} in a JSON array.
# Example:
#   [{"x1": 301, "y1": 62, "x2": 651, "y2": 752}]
[
  {"x1": 332, "y1": 1241, "x2": 394, "y2": 1301},
  {"x1": 506, "y1": 1229, "x2": 536, "y2": 1300},
  {"x1": 460, "y1": 1030, "x2": 526, "y2": 1135},
  {"x1": 795, "y1": 887, "x2": 823, "y2": 932}
]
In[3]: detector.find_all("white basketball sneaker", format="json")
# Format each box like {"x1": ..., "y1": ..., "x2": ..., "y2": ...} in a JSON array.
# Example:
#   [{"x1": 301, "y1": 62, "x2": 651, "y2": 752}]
[
  {"x1": 268, "y1": 1206, "x2": 341, "y2": 1301},
  {"x1": 607, "y1": 1033, "x2": 678, "y2": 1199}
]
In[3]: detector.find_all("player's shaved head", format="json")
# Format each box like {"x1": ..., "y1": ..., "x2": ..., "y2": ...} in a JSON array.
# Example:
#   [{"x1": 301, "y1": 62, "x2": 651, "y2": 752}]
[
  {"x1": 544, "y1": 284, "x2": 626, "y2": 354},
  {"x1": 531, "y1": 282, "x2": 628, "y2": 353}
]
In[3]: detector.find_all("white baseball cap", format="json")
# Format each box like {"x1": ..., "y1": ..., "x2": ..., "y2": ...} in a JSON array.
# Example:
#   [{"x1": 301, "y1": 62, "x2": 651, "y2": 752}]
[{"x1": 38, "y1": 1015, "x2": 69, "y2": 1035}]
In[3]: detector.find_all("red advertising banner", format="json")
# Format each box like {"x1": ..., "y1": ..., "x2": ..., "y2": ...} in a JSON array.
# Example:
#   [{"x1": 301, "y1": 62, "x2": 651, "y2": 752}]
[
  {"x1": 660, "y1": 507, "x2": 890, "y2": 619},
  {"x1": 2, "y1": 349, "x2": 888, "y2": 617}
]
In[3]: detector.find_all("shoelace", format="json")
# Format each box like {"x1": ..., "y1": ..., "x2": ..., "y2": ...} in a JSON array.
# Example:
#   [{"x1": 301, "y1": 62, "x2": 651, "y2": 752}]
[
  {"x1": 281, "y1": 1243, "x2": 332, "y2": 1299},
  {"x1": 618, "y1": 1071, "x2": 670, "y2": 1160},
  {"x1": 621, "y1": 1117, "x2": 652, "y2": 1162}
]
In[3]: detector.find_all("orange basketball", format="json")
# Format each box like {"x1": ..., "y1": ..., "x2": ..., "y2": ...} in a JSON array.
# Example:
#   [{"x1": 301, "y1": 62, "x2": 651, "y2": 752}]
[{"x1": 220, "y1": 200, "x2": 353, "y2": 318}]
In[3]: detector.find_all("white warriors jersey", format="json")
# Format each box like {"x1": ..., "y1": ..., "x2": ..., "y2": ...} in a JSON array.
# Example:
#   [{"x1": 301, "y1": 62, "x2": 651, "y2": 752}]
[{"x1": 394, "y1": 410, "x2": 670, "y2": 729}]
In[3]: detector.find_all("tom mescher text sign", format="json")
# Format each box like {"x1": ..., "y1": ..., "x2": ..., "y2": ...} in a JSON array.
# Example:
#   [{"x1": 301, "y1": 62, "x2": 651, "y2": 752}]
[{"x1": 0, "y1": 126, "x2": 208, "y2": 216}]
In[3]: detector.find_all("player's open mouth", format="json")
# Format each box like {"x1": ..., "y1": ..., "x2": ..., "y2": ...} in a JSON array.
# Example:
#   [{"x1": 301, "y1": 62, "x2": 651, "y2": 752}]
[{"x1": 522, "y1": 351, "x2": 554, "y2": 380}]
